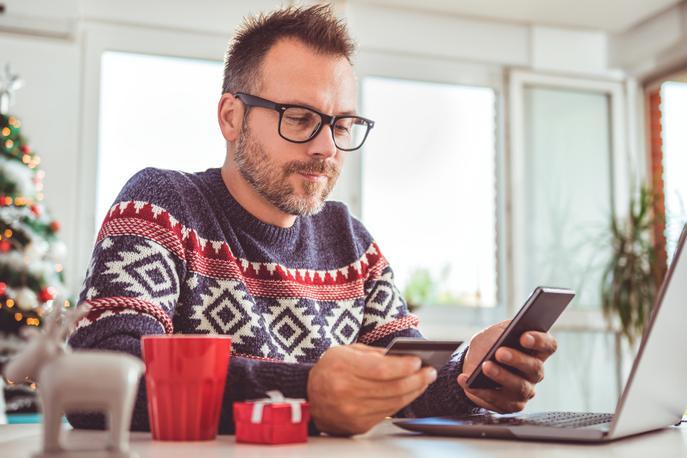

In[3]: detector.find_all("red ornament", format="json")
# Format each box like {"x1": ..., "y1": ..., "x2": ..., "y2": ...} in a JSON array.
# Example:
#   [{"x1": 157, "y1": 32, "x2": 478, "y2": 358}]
[
  {"x1": 0, "y1": 240, "x2": 11, "y2": 252},
  {"x1": 38, "y1": 286, "x2": 56, "y2": 303},
  {"x1": 50, "y1": 220, "x2": 61, "y2": 232},
  {"x1": 21, "y1": 145, "x2": 30, "y2": 154},
  {"x1": 31, "y1": 204, "x2": 41, "y2": 216},
  {"x1": 0, "y1": 281, "x2": 6, "y2": 296}
]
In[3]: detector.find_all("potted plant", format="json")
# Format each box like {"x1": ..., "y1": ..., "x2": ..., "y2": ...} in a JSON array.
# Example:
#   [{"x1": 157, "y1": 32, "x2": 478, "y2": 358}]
[{"x1": 600, "y1": 186, "x2": 662, "y2": 345}]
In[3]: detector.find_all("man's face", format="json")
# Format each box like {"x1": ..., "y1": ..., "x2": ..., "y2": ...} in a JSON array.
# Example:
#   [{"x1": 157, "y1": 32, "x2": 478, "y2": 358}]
[{"x1": 232, "y1": 38, "x2": 358, "y2": 216}]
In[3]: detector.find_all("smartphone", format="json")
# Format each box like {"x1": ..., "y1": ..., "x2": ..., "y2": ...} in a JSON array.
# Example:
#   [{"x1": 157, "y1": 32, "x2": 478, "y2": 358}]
[
  {"x1": 385, "y1": 338, "x2": 464, "y2": 371},
  {"x1": 466, "y1": 286, "x2": 575, "y2": 390}
]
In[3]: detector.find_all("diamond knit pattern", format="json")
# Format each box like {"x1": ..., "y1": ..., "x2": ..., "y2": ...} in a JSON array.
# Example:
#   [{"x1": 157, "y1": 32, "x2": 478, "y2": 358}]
[{"x1": 67, "y1": 167, "x2": 477, "y2": 434}]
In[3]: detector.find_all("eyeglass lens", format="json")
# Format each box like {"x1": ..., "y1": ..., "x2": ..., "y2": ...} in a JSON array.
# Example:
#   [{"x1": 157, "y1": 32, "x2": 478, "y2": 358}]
[{"x1": 280, "y1": 106, "x2": 368, "y2": 150}]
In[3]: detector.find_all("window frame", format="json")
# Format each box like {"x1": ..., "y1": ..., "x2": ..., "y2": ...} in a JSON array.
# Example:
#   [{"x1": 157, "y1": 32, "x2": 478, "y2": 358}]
[
  {"x1": 353, "y1": 50, "x2": 507, "y2": 332},
  {"x1": 644, "y1": 69, "x2": 687, "y2": 274},
  {"x1": 508, "y1": 70, "x2": 628, "y2": 331}
]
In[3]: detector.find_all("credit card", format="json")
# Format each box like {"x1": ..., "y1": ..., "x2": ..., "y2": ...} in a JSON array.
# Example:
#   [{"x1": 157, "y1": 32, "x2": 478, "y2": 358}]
[{"x1": 385, "y1": 338, "x2": 464, "y2": 371}]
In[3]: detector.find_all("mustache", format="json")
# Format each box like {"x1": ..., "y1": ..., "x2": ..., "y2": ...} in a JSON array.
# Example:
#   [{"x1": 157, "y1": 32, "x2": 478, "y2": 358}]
[{"x1": 284, "y1": 159, "x2": 340, "y2": 178}]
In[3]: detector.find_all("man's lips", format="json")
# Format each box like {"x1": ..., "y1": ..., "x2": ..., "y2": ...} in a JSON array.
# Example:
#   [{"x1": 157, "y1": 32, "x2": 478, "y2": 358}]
[{"x1": 298, "y1": 172, "x2": 328, "y2": 182}]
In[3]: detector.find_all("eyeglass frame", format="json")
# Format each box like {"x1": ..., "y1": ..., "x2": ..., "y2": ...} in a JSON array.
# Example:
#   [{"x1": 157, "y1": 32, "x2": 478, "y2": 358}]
[{"x1": 234, "y1": 92, "x2": 375, "y2": 152}]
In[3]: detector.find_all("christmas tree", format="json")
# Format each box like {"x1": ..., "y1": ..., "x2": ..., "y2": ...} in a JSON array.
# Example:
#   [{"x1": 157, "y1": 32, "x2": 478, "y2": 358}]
[{"x1": 0, "y1": 64, "x2": 71, "y2": 414}]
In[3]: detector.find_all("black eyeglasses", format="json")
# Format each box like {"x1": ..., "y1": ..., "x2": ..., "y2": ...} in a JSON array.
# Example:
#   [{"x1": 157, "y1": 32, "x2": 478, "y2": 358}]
[{"x1": 235, "y1": 92, "x2": 375, "y2": 152}]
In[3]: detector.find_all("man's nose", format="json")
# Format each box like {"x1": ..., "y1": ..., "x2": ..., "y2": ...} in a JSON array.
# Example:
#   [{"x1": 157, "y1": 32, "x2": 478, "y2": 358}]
[{"x1": 307, "y1": 123, "x2": 338, "y2": 159}]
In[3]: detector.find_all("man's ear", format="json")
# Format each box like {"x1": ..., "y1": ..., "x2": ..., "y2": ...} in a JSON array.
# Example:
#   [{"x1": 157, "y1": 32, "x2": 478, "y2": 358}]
[{"x1": 217, "y1": 93, "x2": 244, "y2": 142}]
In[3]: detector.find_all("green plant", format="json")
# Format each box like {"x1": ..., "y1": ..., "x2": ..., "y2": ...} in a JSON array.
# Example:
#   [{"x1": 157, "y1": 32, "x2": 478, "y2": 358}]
[
  {"x1": 601, "y1": 186, "x2": 661, "y2": 345},
  {"x1": 402, "y1": 268, "x2": 437, "y2": 312}
]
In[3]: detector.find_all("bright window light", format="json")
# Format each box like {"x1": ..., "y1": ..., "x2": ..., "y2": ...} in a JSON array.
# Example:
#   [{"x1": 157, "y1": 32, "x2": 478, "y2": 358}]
[
  {"x1": 361, "y1": 77, "x2": 497, "y2": 307},
  {"x1": 661, "y1": 81, "x2": 687, "y2": 261},
  {"x1": 520, "y1": 87, "x2": 612, "y2": 309},
  {"x1": 96, "y1": 51, "x2": 225, "y2": 231}
]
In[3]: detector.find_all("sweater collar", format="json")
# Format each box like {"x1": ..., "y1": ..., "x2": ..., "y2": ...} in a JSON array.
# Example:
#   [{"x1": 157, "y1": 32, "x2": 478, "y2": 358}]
[{"x1": 207, "y1": 168, "x2": 303, "y2": 245}]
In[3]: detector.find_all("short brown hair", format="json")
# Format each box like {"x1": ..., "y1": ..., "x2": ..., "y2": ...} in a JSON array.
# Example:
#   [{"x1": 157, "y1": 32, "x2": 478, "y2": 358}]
[{"x1": 222, "y1": 4, "x2": 356, "y2": 95}]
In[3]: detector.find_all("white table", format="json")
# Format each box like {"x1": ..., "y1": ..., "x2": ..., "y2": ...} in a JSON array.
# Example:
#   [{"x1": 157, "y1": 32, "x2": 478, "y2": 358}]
[{"x1": 2, "y1": 421, "x2": 687, "y2": 458}]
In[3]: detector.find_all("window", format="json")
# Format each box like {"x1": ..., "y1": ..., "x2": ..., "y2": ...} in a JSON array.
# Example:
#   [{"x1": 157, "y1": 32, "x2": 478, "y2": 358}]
[
  {"x1": 361, "y1": 77, "x2": 498, "y2": 307},
  {"x1": 509, "y1": 72, "x2": 627, "y2": 316},
  {"x1": 519, "y1": 86, "x2": 613, "y2": 309},
  {"x1": 96, "y1": 51, "x2": 225, "y2": 230},
  {"x1": 661, "y1": 81, "x2": 687, "y2": 261}
]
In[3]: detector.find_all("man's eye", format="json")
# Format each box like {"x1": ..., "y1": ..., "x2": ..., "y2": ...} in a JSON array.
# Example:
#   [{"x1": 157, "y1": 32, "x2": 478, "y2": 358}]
[
  {"x1": 284, "y1": 116, "x2": 310, "y2": 125},
  {"x1": 334, "y1": 125, "x2": 351, "y2": 135}
]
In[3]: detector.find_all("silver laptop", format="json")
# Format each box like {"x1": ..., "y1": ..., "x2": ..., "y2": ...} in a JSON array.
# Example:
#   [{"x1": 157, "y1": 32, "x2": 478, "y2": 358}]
[{"x1": 394, "y1": 223, "x2": 687, "y2": 443}]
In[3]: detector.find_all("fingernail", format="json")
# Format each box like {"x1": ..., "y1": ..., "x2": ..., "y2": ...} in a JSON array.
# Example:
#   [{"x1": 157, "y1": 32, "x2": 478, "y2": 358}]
[
  {"x1": 427, "y1": 368, "x2": 438, "y2": 382},
  {"x1": 524, "y1": 334, "x2": 535, "y2": 347},
  {"x1": 501, "y1": 350, "x2": 512, "y2": 362}
]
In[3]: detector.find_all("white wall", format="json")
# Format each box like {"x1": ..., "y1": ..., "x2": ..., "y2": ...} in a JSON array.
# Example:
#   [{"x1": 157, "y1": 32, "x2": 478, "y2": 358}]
[
  {"x1": 347, "y1": 3, "x2": 529, "y2": 65},
  {"x1": 609, "y1": 2, "x2": 687, "y2": 80},
  {"x1": 346, "y1": 2, "x2": 612, "y2": 77},
  {"x1": 531, "y1": 26, "x2": 614, "y2": 77}
]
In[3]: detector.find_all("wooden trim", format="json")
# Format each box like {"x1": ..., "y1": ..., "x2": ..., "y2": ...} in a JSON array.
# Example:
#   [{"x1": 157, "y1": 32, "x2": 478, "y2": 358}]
[{"x1": 647, "y1": 88, "x2": 668, "y2": 283}]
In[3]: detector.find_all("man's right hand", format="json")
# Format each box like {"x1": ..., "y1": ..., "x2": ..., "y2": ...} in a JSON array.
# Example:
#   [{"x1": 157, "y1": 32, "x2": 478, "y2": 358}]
[{"x1": 307, "y1": 343, "x2": 437, "y2": 436}]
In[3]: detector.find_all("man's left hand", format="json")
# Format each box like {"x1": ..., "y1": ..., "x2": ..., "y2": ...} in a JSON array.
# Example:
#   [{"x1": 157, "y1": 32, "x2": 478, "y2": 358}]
[{"x1": 456, "y1": 320, "x2": 558, "y2": 413}]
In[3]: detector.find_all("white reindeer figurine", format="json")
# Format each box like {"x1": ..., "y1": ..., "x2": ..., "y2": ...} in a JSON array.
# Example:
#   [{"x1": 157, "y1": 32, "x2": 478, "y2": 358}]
[{"x1": 4, "y1": 302, "x2": 145, "y2": 458}]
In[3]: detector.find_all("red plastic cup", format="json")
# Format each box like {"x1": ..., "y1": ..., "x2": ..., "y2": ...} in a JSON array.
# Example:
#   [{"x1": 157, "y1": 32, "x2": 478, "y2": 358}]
[{"x1": 141, "y1": 335, "x2": 231, "y2": 441}]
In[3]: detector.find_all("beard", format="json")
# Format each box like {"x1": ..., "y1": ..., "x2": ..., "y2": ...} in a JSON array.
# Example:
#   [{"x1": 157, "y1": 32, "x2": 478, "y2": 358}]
[{"x1": 234, "y1": 123, "x2": 341, "y2": 217}]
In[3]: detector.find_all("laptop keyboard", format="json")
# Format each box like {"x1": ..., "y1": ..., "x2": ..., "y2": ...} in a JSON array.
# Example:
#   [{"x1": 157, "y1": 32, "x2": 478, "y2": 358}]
[{"x1": 462, "y1": 412, "x2": 613, "y2": 429}]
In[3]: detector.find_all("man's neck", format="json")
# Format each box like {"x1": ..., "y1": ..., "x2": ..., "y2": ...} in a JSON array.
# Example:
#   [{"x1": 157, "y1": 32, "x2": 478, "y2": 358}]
[{"x1": 220, "y1": 163, "x2": 297, "y2": 229}]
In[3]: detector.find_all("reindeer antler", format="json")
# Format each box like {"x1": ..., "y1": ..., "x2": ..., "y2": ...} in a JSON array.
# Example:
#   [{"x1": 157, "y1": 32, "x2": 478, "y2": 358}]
[
  {"x1": 42, "y1": 300, "x2": 91, "y2": 343},
  {"x1": 42, "y1": 300, "x2": 64, "y2": 338},
  {"x1": 59, "y1": 303, "x2": 92, "y2": 341}
]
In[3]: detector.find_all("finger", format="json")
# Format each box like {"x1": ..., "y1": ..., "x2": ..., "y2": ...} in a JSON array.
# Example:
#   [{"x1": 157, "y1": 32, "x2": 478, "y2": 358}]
[
  {"x1": 362, "y1": 383, "x2": 432, "y2": 417},
  {"x1": 329, "y1": 371, "x2": 436, "y2": 430},
  {"x1": 340, "y1": 398, "x2": 420, "y2": 429},
  {"x1": 481, "y1": 361, "x2": 536, "y2": 401},
  {"x1": 457, "y1": 374, "x2": 521, "y2": 413},
  {"x1": 356, "y1": 366, "x2": 438, "y2": 399},
  {"x1": 344, "y1": 350, "x2": 422, "y2": 381},
  {"x1": 458, "y1": 364, "x2": 533, "y2": 405},
  {"x1": 520, "y1": 332, "x2": 558, "y2": 360},
  {"x1": 457, "y1": 374, "x2": 527, "y2": 413},
  {"x1": 494, "y1": 348, "x2": 544, "y2": 383}
]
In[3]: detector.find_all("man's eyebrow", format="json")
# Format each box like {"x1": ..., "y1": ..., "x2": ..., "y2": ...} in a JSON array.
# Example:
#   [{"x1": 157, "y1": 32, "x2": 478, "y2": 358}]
[{"x1": 285, "y1": 99, "x2": 358, "y2": 116}]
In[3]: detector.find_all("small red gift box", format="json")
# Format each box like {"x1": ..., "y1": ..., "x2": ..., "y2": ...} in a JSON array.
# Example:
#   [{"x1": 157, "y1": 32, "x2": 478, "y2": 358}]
[{"x1": 234, "y1": 390, "x2": 310, "y2": 444}]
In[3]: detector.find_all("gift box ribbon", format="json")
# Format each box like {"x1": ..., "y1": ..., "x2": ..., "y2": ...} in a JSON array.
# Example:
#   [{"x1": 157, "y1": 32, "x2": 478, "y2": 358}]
[{"x1": 250, "y1": 390, "x2": 305, "y2": 424}]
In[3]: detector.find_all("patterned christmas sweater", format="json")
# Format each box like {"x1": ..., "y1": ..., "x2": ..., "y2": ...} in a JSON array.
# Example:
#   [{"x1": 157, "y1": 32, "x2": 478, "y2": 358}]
[{"x1": 67, "y1": 167, "x2": 478, "y2": 433}]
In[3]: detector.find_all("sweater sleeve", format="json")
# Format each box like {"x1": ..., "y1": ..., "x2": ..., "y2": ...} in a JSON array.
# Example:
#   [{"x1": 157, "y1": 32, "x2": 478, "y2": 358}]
[{"x1": 357, "y1": 251, "x2": 482, "y2": 418}]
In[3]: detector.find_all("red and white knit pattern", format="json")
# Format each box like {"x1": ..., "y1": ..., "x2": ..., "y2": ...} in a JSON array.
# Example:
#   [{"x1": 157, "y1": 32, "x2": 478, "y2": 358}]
[
  {"x1": 98, "y1": 200, "x2": 385, "y2": 286},
  {"x1": 79, "y1": 199, "x2": 418, "y2": 361}
]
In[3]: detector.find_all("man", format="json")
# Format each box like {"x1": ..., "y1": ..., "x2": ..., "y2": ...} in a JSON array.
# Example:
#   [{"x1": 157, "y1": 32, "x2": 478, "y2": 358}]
[{"x1": 68, "y1": 5, "x2": 556, "y2": 436}]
